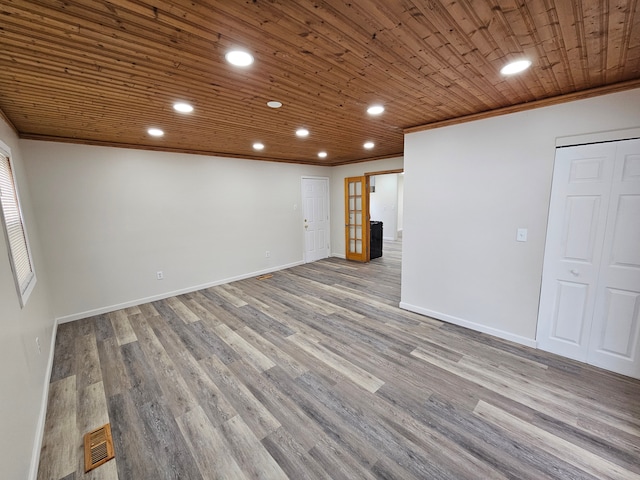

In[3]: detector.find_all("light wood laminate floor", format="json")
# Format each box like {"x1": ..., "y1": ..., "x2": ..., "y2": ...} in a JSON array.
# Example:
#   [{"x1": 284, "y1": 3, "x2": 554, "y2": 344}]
[{"x1": 37, "y1": 241, "x2": 640, "y2": 479}]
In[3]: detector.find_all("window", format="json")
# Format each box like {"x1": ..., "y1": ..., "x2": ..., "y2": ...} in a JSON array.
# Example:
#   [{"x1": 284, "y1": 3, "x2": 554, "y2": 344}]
[{"x1": 0, "y1": 140, "x2": 36, "y2": 307}]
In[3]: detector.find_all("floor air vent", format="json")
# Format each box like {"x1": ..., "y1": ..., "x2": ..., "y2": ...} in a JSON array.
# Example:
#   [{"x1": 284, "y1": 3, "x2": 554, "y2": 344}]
[{"x1": 84, "y1": 423, "x2": 115, "y2": 472}]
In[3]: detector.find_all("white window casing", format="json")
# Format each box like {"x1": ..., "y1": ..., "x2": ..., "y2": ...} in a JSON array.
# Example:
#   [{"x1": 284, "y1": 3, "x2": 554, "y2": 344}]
[{"x1": 0, "y1": 140, "x2": 36, "y2": 307}]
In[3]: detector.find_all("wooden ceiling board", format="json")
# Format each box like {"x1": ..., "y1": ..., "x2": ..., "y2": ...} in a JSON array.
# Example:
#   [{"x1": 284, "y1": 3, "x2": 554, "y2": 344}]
[{"x1": 0, "y1": 0, "x2": 638, "y2": 165}]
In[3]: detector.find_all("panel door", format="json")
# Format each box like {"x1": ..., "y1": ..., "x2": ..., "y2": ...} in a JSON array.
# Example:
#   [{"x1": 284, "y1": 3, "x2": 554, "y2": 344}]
[
  {"x1": 588, "y1": 139, "x2": 640, "y2": 378},
  {"x1": 344, "y1": 176, "x2": 369, "y2": 262},
  {"x1": 537, "y1": 143, "x2": 616, "y2": 361},
  {"x1": 302, "y1": 177, "x2": 330, "y2": 263}
]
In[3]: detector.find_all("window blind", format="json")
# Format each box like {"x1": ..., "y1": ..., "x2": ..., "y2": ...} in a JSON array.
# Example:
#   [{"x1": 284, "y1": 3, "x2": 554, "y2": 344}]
[{"x1": 0, "y1": 152, "x2": 35, "y2": 304}]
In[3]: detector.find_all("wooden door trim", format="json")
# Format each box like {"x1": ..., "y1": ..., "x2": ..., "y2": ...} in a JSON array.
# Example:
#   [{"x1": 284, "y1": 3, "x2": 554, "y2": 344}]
[{"x1": 364, "y1": 168, "x2": 404, "y2": 176}]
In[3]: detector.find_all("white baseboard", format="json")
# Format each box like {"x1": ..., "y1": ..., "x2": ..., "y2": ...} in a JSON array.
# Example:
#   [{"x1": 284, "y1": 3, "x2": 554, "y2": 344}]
[
  {"x1": 331, "y1": 253, "x2": 346, "y2": 259},
  {"x1": 29, "y1": 319, "x2": 58, "y2": 480},
  {"x1": 399, "y1": 302, "x2": 537, "y2": 349},
  {"x1": 56, "y1": 261, "x2": 304, "y2": 324}
]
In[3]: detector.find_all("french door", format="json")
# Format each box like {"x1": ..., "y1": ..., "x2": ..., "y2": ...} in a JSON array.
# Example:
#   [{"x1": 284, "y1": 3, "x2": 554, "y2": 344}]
[
  {"x1": 344, "y1": 176, "x2": 369, "y2": 262},
  {"x1": 537, "y1": 138, "x2": 640, "y2": 378}
]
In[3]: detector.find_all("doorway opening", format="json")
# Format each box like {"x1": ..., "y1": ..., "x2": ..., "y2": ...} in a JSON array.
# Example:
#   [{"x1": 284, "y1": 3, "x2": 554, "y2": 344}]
[{"x1": 344, "y1": 169, "x2": 404, "y2": 263}]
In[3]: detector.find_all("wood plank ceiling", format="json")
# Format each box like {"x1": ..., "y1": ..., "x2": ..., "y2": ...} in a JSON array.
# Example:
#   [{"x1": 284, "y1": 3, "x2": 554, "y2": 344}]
[{"x1": 0, "y1": 0, "x2": 639, "y2": 166}]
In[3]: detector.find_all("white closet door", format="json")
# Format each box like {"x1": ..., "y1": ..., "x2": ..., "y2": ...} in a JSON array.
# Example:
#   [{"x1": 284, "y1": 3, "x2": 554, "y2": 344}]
[
  {"x1": 588, "y1": 139, "x2": 640, "y2": 378},
  {"x1": 537, "y1": 142, "x2": 615, "y2": 362}
]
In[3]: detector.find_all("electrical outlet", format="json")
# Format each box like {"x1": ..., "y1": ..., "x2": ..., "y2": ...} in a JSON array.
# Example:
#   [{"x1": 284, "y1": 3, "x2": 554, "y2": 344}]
[
  {"x1": 157, "y1": 271, "x2": 164, "y2": 280},
  {"x1": 35, "y1": 337, "x2": 41, "y2": 355},
  {"x1": 265, "y1": 251, "x2": 270, "y2": 258}
]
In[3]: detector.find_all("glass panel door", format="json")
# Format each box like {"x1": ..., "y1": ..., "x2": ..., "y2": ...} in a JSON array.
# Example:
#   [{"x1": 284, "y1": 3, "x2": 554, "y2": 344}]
[{"x1": 344, "y1": 176, "x2": 369, "y2": 262}]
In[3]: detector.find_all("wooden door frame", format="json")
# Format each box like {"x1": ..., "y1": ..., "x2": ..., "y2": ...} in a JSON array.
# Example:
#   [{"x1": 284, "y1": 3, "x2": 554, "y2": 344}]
[
  {"x1": 344, "y1": 169, "x2": 404, "y2": 262},
  {"x1": 364, "y1": 168, "x2": 404, "y2": 176},
  {"x1": 366, "y1": 168, "x2": 404, "y2": 242}
]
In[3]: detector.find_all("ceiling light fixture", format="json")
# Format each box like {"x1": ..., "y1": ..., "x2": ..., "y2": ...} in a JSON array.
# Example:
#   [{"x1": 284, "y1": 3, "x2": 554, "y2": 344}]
[
  {"x1": 267, "y1": 101, "x2": 283, "y2": 109},
  {"x1": 318, "y1": 151, "x2": 328, "y2": 158},
  {"x1": 225, "y1": 50, "x2": 254, "y2": 67},
  {"x1": 148, "y1": 128, "x2": 164, "y2": 137},
  {"x1": 296, "y1": 128, "x2": 309, "y2": 138},
  {"x1": 500, "y1": 59, "x2": 532, "y2": 75},
  {"x1": 253, "y1": 142, "x2": 264, "y2": 150},
  {"x1": 367, "y1": 105, "x2": 385, "y2": 115},
  {"x1": 173, "y1": 102, "x2": 193, "y2": 113},
  {"x1": 364, "y1": 141, "x2": 374, "y2": 149}
]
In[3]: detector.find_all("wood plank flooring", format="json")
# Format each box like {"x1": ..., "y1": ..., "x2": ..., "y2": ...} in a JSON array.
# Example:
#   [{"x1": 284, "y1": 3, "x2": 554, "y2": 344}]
[{"x1": 37, "y1": 241, "x2": 640, "y2": 479}]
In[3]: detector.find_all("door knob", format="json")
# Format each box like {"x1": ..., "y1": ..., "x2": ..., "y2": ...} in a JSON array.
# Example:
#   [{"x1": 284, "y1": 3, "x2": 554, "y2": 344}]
[{"x1": 570, "y1": 269, "x2": 580, "y2": 276}]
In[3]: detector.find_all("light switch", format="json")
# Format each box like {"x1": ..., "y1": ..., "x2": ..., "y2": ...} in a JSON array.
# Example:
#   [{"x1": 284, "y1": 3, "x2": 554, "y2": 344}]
[{"x1": 516, "y1": 228, "x2": 528, "y2": 242}]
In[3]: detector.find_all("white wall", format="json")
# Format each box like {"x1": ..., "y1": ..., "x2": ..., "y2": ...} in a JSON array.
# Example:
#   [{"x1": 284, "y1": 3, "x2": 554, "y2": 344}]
[
  {"x1": 330, "y1": 157, "x2": 404, "y2": 257},
  {"x1": 401, "y1": 88, "x2": 640, "y2": 345},
  {"x1": 21, "y1": 141, "x2": 329, "y2": 321},
  {"x1": 0, "y1": 120, "x2": 55, "y2": 480},
  {"x1": 370, "y1": 174, "x2": 399, "y2": 240}
]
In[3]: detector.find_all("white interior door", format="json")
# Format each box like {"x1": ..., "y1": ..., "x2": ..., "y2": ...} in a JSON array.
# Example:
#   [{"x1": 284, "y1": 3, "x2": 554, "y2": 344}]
[
  {"x1": 302, "y1": 177, "x2": 329, "y2": 263},
  {"x1": 537, "y1": 142, "x2": 615, "y2": 361},
  {"x1": 588, "y1": 139, "x2": 640, "y2": 377},
  {"x1": 537, "y1": 138, "x2": 640, "y2": 379}
]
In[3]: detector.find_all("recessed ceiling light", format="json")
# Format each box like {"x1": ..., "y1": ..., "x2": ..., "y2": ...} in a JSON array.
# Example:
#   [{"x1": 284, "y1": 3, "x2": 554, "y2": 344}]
[
  {"x1": 364, "y1": 141, "x2": 375, "y2": 149},
  {"x1": 253, "y1": 142, "x2": 264, "y2": 150},
  {"x1": 367, "y1": 105, "x2": 385, "y2": 115},
  {"x1": 318, "y1": 151, "x2": 328, "y2": 158},
  {"x1": 148, "y1": 128, "x2": 164, "y2": 137},
  {"x1": 267, "y1": 101, "x2": 283, "y2": 109},
  {"x1": 173, "y1": 102, "x2": 193, "y2": 113},
  {"x1": 500, "y1": 59, "x2": 532, "y2": 75},
  {"x1": 296, "y1": 128, "x2": 309, "y2": 138},
  {"x1": 225, "y1": 50, "x2": 254, "y2": 67}
]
